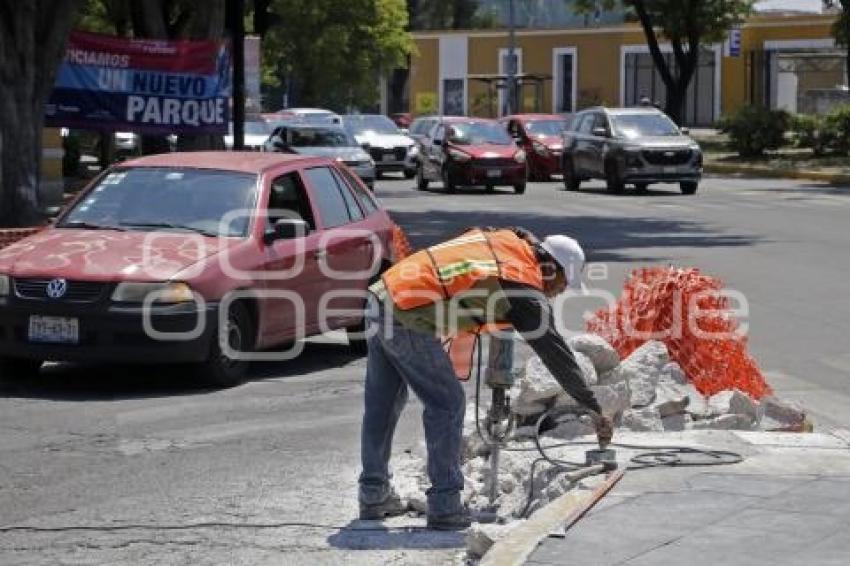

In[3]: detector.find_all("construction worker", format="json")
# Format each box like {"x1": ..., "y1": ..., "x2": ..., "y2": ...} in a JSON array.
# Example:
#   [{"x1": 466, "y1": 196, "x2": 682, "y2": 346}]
[{"x1": 358, "y1": 227, "x2": 613, "y2": 530}]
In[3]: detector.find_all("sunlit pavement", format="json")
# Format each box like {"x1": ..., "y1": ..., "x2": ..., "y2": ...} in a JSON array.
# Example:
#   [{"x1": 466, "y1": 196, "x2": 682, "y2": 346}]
[{"x1": 1, "y1": 174, "x2": 849, "y2": 564}]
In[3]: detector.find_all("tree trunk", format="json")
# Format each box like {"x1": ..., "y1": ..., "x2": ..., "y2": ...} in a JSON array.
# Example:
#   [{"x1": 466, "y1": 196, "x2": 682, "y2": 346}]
[{"x1": 0, "y1": 0, "x2": 81, "y2": 227}]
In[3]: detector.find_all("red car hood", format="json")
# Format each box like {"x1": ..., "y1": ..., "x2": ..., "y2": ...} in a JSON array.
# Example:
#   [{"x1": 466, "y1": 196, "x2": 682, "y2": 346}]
[
  {"x1": 452, "y1": 144, "x2": 518, "y2": 159},
  {"x1": 0, "y1": 228, "x2": 238, "y2": 281},
  {"x1": 531, "y1": 134, "x2": 563, "y2": 149}
]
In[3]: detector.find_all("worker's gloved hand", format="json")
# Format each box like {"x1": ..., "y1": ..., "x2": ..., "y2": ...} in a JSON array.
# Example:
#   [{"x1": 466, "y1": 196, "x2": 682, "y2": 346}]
[{"x1": 591, "y1": 413, "x2": 614, "y2": 449}]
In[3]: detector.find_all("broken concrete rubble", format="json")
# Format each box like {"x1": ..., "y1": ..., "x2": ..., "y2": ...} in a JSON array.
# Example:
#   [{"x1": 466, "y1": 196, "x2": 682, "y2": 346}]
[
  {"x1": 653, "y1": 382, "x2": 690, "y2": 417},
  {"x1": 567, "y1": 333, "x2": 620, "y2": 374},
  {"x1": 466, "y1": 522, "x2": 522, "y2": 558},
  {"x1": 708, "y1": 390, "x2": 759, "y2": 421},
  {"x1": 621, "y1": 407, "x2": 664, "y2": 432}
]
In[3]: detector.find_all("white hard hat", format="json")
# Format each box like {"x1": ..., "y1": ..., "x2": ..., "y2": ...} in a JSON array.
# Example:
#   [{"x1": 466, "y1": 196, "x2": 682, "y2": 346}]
[{"x1": 541, "y1": 235, "x2": 586, "y2": 291}]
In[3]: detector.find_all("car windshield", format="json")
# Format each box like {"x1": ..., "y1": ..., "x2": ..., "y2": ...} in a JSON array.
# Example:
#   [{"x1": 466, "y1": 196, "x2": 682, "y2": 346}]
[
  {"x1": 229, "y1": 121, "x2": 271, "y2": 136},
  {"x1": 345, "y1": 115, "x2": 399, "y2": 135},
  {"x1": 611, "y1": 113, "x2": 681, "y2": 139},
  {"x1": 59, "y1": 167, "x2": 258, "y2": 237},
  {"x1": 524, "y1": 120, "x2": 568, "y2": 137},
  {"x1": 285, "y1": 127, "x2": 355, "y2": 147},
  {"x1": 449, "y1": 122, "x2": 513, "y2": 145}
]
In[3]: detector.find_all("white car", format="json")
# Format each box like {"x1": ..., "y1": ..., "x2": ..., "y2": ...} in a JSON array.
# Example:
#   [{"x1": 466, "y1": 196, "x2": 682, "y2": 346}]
[
  {"x1": 272, "y1": 108, "x2": 342, "y2": 124},
  {"x1": 224, "y1": 120, "x2": 271, "y2": 150},
  {"x1": 343, "y1": 114, "x2": 418, "y2": 179}
]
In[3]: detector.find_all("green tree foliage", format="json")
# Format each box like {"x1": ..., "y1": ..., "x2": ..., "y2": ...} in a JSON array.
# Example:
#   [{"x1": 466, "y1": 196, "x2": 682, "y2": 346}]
[
  {"x1": 261, "y1": 0, "x2": 413, "y2": 111},
  {"x1": 824, "y1": 1, "x2": 850, "y2": 86},
  {"x1": 407, "y1": 0, "x2": 497, "y2": 30},
  {"x1": 575, "y1": 1, "x2": 754, "y2": 124}
]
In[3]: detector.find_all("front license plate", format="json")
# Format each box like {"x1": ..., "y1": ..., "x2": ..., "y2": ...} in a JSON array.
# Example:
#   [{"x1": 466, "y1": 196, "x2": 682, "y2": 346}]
[
  {"x1": 663, "y1": 166, "x2": 678, "y2": 174},
  {"x1": 382, "y1": 154, "x2": 395, "y2": 162},
  {"x1": 28, "y1": 316, "x2": 79, "y2": 344},
  {"x1": 486, "y1": 169, "x2": 501, "y2": 178}
]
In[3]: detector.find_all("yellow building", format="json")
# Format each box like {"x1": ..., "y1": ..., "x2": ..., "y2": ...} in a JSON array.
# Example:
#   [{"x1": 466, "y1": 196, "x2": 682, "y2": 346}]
[{"x1": 409, "y1": 11, "x2": 842, "y2": 126}]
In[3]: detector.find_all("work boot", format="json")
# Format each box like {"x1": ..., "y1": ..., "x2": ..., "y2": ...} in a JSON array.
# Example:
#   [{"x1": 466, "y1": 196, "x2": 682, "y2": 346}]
[
  {"x1": 426, "y1": 508, "x2": 472, "y2": 531},
  {"x1": 359, "y1": 490, "x2": 407, "y2": 520}
]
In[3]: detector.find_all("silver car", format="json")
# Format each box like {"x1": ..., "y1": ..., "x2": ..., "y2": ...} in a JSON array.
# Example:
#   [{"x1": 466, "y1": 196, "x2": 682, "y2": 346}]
[
  {"x1": 561, "y1": 107, "x2": 703, "y2": 195},
  {"x1": 343, "y1": 114, "x2": 418, "y2": 179},
  {"x1": 264, "y1": 123, "x2": 376, "y2": 189}
]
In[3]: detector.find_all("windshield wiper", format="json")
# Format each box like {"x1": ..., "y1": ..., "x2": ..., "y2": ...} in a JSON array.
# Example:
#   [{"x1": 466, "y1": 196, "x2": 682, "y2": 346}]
[
  {"x1": 60, "y1": 220, "x2": 126, "y2": 231},
  {"x1": 120, "y1": 222, "x2": 220, "y2": 237}
]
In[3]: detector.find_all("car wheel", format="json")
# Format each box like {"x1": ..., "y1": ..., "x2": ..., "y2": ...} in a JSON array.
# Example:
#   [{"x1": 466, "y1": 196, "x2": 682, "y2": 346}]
[
  {"x1": 347, "y1": 267, "x2": 388, "y2": 356},
  {"x1": 0, "y1": 358, "x2": 42, "y2": 382},
  {"x1": 513, "y1": 183, "x2": 526, "y2": 194},
  {"x1": 562, "y1": 156, "x2": 581, "y2": 191},
  {"x1": 199, "y1": 300, "x2": 254, "y2": 388},
  {"x1": 442, "y1": 165, "x2": 456, "y2": 194},
  {"x1": 634, "y1": 183, "x2": 649, "y2": 194},
  {"x1": 416, "y1": 164, "x2": 429, "y2": 191},
  {"x1": 680, "y1": 181, "x2": 699, "y2": 195},
  {"x1": 404, "y1": 168, "x2": 416, "y2": 179},
  {"x1": 605, "y1": 161, "x2": 625, "y2": 194}
]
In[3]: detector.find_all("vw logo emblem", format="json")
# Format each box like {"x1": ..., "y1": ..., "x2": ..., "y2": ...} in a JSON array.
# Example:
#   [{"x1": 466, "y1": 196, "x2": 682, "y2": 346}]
[{"x1": 46, "y1": 278, "x2": 68, "y2": 299}]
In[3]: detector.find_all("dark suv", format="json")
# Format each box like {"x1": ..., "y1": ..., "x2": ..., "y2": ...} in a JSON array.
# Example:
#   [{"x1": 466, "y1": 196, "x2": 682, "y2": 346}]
[{"x1": 561, "y1": 107, "x2": 702, "y2": 195}]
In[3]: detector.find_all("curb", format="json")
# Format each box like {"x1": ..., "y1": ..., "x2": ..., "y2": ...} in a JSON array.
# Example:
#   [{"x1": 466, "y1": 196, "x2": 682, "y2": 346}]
[
  {"x1": 479, "y1": 470, "x2": 625, "y2": 566},
  {"x1": 704, "y1": 162, "x2": 850, "y2": 185}
]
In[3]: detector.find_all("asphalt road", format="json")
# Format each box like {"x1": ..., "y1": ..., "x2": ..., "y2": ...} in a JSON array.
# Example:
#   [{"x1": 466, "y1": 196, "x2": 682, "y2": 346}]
[{"x1": 2, "y1": 174, "x2": 849, "y2": 564}]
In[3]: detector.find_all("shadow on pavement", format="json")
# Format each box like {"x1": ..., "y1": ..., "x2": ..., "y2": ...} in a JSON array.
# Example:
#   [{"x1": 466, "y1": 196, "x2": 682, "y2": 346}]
[
  {"x1": 389, "y1": 209, "x2": 761, "y2": 264},
  {"x1": 0, "y1": 341, "x2": 359, "y2": 402},
  {"x1": 327, "y1": 520, "x2": 465, "y2": 551}
]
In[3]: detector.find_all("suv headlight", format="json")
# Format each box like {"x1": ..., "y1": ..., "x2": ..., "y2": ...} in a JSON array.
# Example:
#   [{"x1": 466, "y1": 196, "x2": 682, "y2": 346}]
[
  {"x1": 514, "y1": 150, "x2": 527, "y2": 163},
  {"x1": 0, "y1": 275, "x2": 9, "y2": 297},
  {"x1": 111, "y1": 281, "x2": 195, "y2": 304},
  {"x1": 448, "y1": 148, "x2": 471, "y2": 162},
  {"x1": 408, "y1": 144, "x2": 419, "y2": 157},
  {"x1": 532, "y1": 141, "x2": 550, "y2": 156}
]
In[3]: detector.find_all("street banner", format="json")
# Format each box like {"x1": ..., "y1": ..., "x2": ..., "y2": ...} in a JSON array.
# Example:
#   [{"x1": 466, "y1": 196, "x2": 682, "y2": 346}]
[{"x1": 45, "y1": 30, "x2": 231, "y2": 134}]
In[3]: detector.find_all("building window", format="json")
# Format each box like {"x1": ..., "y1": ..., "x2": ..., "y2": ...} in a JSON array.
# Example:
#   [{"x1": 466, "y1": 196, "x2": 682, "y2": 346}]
[
  {"x1": 442, "y1": 79, "x2": 465, "y2": 115},
  {"x1": 553, "y1": 48, "x2": 576, "y2": 113}
]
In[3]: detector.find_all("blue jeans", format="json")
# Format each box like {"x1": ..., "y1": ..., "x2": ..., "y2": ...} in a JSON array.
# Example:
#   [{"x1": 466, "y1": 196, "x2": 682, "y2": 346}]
[{"x1": 358, "y1": 296, "x2": 466, "y2": 517}]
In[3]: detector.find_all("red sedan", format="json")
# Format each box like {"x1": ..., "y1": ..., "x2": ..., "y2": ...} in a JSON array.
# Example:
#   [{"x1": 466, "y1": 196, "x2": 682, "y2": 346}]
[
  {"x1": 416, "y1": 117, "x2": 528, "y2": 194},
  {"x1": 502, "y1": 114, "x2": 571, "y2": 181},
  {"x1": 0, "y1": 152, "x2": 394, "y2": 385}
]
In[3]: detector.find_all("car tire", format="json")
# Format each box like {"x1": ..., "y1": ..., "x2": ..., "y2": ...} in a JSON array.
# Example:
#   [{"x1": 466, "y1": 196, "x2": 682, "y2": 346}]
[
  {"x1": 416, "y1": 164, "x2": 429, "y2": 191},
  {"x1": 347, "y1": 266, "x2": 389, "y2": 356},
  {"x1": 680, "y1": 181, "x2": 699, "y2": 195},
  {"x1": 198, "y1": 300, "x2": 254, "y2": 388},
  {"x1": 562, "y1": 156, "x2": 581, "y2": 191},
  {"x1": 605, "y1": 161, "x2": 625, "y2": 194},
  {"x1": 634, "y1": 183, "x2": 649, "y2": 194},
  {"x1": 0, "y1": 358, "x2": 42, "y2": 381},
  {"x1": 513, "y1": 183, "x2": 526, "y2": 194},
  {"x1": 404, "y1": 168, "x2": 416, "y2": 179},
  {"x1": 442, "y1": 165, "x2": 456, "y2": 194}
]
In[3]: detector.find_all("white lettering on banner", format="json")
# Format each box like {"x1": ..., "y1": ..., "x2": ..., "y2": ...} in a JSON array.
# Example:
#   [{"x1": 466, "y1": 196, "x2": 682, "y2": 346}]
[
  {"x1": 66, "y1": 49, "x2": 130, "y2": 68},
  {"x1": 126, "y1": 96, "x2": 225, "y2": 127},
  {"x1": 98, "y1": 68, "x2": 128, "y2": 91},
  {"x1": 131, "y1": 72, "x2": 207, "y2": 97}
]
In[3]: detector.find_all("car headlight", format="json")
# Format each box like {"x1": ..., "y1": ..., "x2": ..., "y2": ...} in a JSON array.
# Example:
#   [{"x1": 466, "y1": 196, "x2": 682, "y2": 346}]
[
  {"x1": 448, "y1": 148, "x2": 471, "y2": 162},
  {"x1": 532, "y1": 141, "x2": 550, "y2": 156},
  {"x1": 0, "y1": 274, "x2": 9, "y2": 297},
  {"x1": 408, "y1": 145, "x2": 419, "y2": 157},
  {"x1": 514, "y1": 150, "x2": 527, "y2": 163},
  {"x1": 111, "y1": 281, "x2": 195, "y2": 304}
]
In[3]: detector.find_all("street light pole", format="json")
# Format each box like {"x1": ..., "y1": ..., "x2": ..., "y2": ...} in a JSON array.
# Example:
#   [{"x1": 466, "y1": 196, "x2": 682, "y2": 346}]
[
  {"x1": 230, "y1": 0, "x2": 245, "y2": 150},
  {"x1": 507, "y1": 0, "x2": 516, "y2": 116}
]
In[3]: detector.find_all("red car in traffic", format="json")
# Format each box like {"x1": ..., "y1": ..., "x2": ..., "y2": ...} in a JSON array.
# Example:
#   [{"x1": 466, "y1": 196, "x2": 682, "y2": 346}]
[
  {"x1": 501, "y1": 114, "x2": 571, "y2": 181},
  {"x1": 416, "y1": 117, "x2": 528, "y2": 194},
  {"x1": 0, "y1": 152, "x2": 393, "y2": 385}
]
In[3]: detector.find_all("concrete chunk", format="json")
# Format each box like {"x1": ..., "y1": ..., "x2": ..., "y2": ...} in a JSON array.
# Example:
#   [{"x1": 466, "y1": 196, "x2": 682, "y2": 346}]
[
  {"x1": 574, "y1": 351, "x2": 599, "y2": 386},
  {"x1": 661, "y1": 413, "x2": 692, "y2": 431},
  {"x1": 653, "y1": 382, "x2": 690, "y2": 417},
  {"x1": 621, "y1": 407, "x2": 664, "y2": 432},
  {"x1": 466, "y1": 522, "x2": 521, "y2": 558},
  {"x1": 519, "y1": 356, "x2": 563, "y2": 403},
  {"x1": 605, "y1": 341, "x2": 669, "y2": 385},
  {"x1": 567, "y1": 333, "x2": 620, "y2": 374},
  {"x1": 591, "y1": 382, "x2": 631, "y2": 418},
  {"x1": 691, "y1": 413, "x2": 754, "y2": 430},
  {"x1": 760, "y1": 396, "x2": 806, "y2": 431},
  {"x1": 708, "y1": 390, "x2": 759, "y2": 420}
]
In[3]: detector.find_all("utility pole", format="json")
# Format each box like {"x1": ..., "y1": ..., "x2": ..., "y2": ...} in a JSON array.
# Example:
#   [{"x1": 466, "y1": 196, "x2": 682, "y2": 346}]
[
  {"x1": 230, "y1": 0, "x2": 245, "y2": 150},
  {"x1": 506, "y1": 0, "x2": 517, "y2": 116}
]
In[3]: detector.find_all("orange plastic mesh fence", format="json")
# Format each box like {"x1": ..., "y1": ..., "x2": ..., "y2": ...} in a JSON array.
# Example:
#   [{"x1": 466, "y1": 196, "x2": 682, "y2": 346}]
[
  {"x1": 586, "y1": 266, "x2": 771, "y2": 399},
  {"x1": 391, "y1": 222, "x2": 413, "y2": 262}
]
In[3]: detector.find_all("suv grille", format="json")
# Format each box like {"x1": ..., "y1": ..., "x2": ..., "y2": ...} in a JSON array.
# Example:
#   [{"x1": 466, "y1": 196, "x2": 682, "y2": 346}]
[
  {"x1": 13, "y1": 278, "x2": 107, "y2": 303},
  {"x1": 643, "y1": 149, "x2": 693, "y2": 166}
]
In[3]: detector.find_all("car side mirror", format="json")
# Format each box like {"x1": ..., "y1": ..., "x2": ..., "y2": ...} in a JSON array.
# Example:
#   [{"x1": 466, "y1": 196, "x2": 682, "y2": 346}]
[
  {"x1": 264, "y1": 218, "x2": 309, "y2": 245},
  {"x1": 592, "y1": 127, "x2": 609, "y2": 137}
]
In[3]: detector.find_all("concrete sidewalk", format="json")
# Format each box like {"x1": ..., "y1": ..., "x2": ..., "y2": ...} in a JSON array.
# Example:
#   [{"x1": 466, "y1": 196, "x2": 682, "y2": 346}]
[{"x1": 525, "y1": 430, "x2": 850, "y2": 566}]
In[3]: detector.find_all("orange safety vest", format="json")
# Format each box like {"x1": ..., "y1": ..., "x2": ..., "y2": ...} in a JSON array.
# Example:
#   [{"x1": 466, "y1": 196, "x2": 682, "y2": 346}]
[{"x1": 382, "y1": 228, "x2": 543, "y2": 380}]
